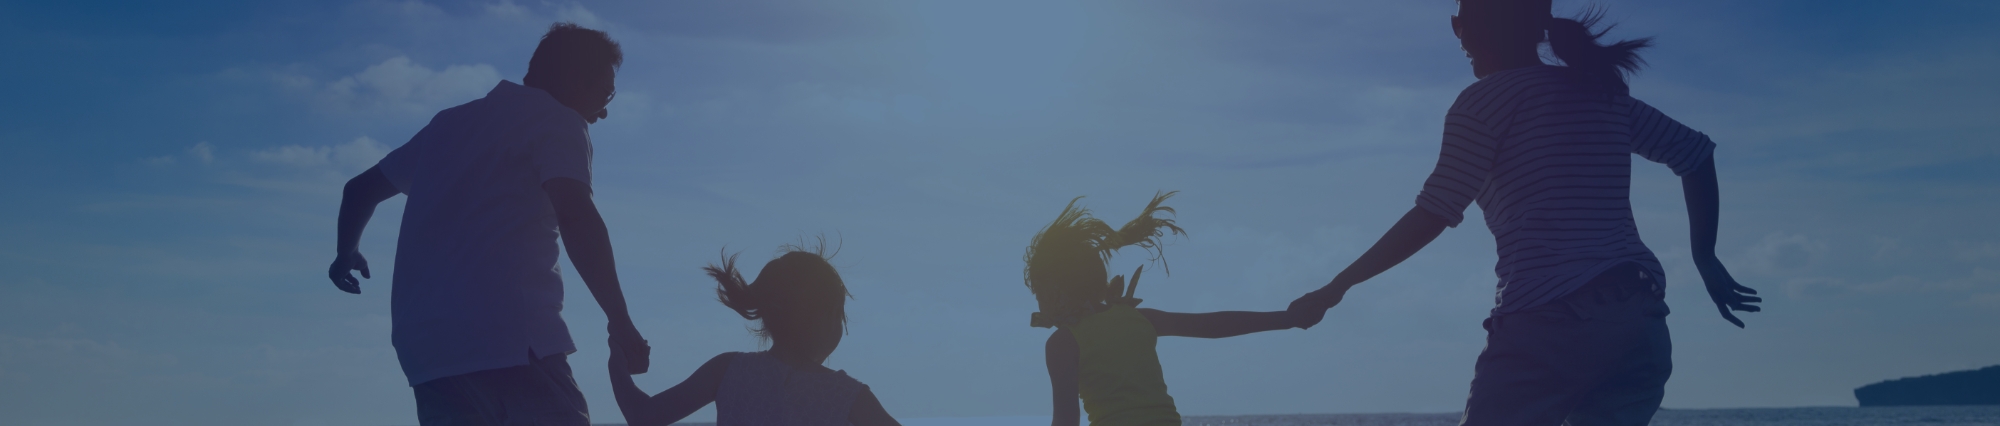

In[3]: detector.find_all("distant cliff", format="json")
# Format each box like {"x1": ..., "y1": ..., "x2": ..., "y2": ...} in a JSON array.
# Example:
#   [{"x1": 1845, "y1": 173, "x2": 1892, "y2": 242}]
[{"x1": 1854, "y1": 365, "x2": 2000, "y2": 406}]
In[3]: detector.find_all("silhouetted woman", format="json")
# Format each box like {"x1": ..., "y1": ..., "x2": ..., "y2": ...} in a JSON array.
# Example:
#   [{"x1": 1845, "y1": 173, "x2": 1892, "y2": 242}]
[{"x1": 1288, "y1": 1, "x2": 1762, "y2": 424}]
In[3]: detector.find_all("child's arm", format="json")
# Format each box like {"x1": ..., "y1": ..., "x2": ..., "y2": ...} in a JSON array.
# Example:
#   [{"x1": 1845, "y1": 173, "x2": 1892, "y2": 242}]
[
  {"x1": 1138, "y1": 308, "x2": 1304, "y2": 338},
  {"x1": 1046, "y1": 329, "x2": 1082, "y2": 426},
  {"x1": 608, "y1": 344, "x2": 733, "y2": 426},
  {"x1": 847, "y1": 386, "x2": 902, "y2": 426}
]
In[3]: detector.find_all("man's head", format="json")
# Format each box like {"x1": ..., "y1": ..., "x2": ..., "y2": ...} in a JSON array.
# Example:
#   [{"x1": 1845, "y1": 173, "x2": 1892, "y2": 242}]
[{"x1": 523, "y1": 22, "x2": 622, "y2": 124}]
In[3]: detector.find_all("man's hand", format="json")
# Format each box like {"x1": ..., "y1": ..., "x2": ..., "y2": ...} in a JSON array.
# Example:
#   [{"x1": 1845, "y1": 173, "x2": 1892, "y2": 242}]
[
  {"x1": 328, "y1": 251, "x2": 370, "y2": 294},
  {"x1": 607, "y1": 336, "x2": 632, "y2": 376},
  {"x1": 610, "y1": 321, "x2": 650, "y2": 374},
  {"x1": 331, "y1": 167, "x2": 397, "y2": 295},
  {"x1": 1694, "y1": 255, "x2": 1761, "y2": 328}
]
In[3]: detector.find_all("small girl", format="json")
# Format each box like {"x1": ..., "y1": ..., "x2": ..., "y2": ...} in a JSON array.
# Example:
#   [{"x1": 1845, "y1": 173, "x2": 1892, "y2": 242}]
[
  {"x1": 1026, "y1": 191, "x2": 1312, "y2": 426},
  {"x1": 608, "y1": 245, "x2": 900, "y2": 426}
]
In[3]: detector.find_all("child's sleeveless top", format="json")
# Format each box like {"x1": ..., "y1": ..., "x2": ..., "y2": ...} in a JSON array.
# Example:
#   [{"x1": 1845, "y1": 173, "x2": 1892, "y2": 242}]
[
  {"x1": 714, "y1": 351, "x2": 867, "y2": 426},
  {"x1": 1068, "y1": 305, "x2": 1182, "y2": 426}
]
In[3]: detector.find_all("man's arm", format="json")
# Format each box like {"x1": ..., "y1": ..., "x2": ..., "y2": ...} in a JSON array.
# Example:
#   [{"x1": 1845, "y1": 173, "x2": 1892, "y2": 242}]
[
  {"x1": 1681, "y1": 157, "x2": 1762, "y2": 327},
  {"x1": 1138, "y1": 309, "x2": 1302, "y2": 338},
  {"x1": 328, "y1": 166, "x2": 400, "y2": 294},
  {"x1": 544, "y1": 177, "x2": 650, "y2": 373},
  {"x1": 1288, "y1": 206, "x2": 1450, "y2": 322}
]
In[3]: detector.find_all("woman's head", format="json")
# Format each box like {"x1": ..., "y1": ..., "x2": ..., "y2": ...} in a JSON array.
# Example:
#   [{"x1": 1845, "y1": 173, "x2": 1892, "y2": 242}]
[
  {"x1": 1452, "y1": 0, "x2": 1652, "y2": 93},
  {"x1": 710, "y1": 245, "x2": 849, "y2": 364},
  {"x1": 1023, "y1": 191, "x2": 1184, "y2": 326}
]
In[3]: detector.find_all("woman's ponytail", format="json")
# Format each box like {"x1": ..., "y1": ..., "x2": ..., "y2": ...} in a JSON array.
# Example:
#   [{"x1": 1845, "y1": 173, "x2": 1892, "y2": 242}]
[
  {"x1": 1544, "y1": 8, "x2": 1653, "y2": 95},
  {"x1": 708, "y1": 252, "x2": 761, "y2": 321}
]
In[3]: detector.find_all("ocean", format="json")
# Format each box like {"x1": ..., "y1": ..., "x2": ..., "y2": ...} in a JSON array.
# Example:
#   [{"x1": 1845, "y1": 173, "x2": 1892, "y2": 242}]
[
  {"x1": 1177, "y1": 406, "x2": 2000, "y2": 426},
  {"x1": 643, "y1": 406, "x2": 2000, "y2": 426}
]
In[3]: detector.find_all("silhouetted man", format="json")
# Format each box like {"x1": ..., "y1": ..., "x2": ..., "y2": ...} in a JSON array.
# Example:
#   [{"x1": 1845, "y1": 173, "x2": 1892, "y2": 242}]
[{"x1": 328, "y1": 22, "x2": 648, "y2": 426}]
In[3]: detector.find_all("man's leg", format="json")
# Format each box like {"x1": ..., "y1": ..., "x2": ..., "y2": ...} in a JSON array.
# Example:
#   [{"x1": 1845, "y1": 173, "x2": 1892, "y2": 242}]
[
  {"x1": 411, "y1": 353, "x2": 588, "y2": 426},
  {"x1": 493, "y1": 352, "x2": 590, "y2": 426},
  {"x1": 414, "y1": 374, "x2": 501, "y2": 426}
]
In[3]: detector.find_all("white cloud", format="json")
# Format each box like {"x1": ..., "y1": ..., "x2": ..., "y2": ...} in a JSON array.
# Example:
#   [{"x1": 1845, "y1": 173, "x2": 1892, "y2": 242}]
[
  {"x1": 251, "y1": 137, "x2": 390, "y2": 171},
  {"x1": 1953, "y1": 241, "x2": 2000, "y2": 263},
  {"x1": 1744, "y1": 232, "x2": 1829, "y2": 275},
  {"x1": 552, "y1": 2, "x2": 602, "y2": 27},
  {"x1": 283, "y1": 56, "x2": 500, "y2": 117},
  {"x1": 190, "y1": 142, "x2": 215, "y2": 165},
  {"x1": 143, "y1": 142, "x2": 215, "y2": 166},
  {"x1": 252, "y1": 145, "x2": 331, "y2": 167},
  {"x1": 0, "y1": 335, "x2": 178, "y2": 378},
  {"x1": 482, "y1": 0, "x2": 529, "y2": 18}
]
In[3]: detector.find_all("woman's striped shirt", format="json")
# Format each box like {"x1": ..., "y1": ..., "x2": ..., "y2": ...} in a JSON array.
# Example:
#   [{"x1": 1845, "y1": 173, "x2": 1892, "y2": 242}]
[{"x1": 1415, "y1": 65, "x2": 1714, "y2": 316}]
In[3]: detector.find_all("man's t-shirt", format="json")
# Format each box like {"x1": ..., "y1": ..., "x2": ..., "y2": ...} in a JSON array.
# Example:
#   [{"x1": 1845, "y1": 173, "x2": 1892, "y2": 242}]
[
  {"x1": 375, "y1": 80, "x2": 592, "y2": 386},
  {"x1": 1415, "y1": 65, "x2": 1715, "y2": 317}
]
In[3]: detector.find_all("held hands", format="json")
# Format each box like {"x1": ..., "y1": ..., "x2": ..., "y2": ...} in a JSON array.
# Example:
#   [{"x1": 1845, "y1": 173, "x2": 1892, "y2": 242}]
[
  {"x1": 1694, "y1": 255, "x2": 1762, "y2": 328},
  {"x1": 327, "y1": 251, "x2": 370, "y2": 294},
  {"x1": 1285, "y1": 287, "x2": 1344, "y2": 330},
  {"x1": 607, "y1": 337, "x2": 632, "y2": 375},
  {"x1": 609, "y1": 321, "x2": 651, "y2": 374}
]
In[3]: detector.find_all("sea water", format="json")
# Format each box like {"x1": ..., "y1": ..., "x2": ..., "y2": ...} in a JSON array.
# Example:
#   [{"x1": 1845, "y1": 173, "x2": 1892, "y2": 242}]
[
  {"x1": 645, "y1": 405, "x2": 2000, "y2": 426},
  {"x1": 1175, "y1": 406, "x2": 2000, "y2": 425}
]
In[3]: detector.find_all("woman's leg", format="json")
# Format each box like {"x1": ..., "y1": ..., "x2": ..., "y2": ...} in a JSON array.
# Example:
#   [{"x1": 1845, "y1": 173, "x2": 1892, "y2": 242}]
[
  {"x1": 1460, "y1": 303, "x2": 1609, "y2": 426},
  {"x1": 1461, "y1": 268, "x2": 1670, "y2": 426},
  {"x1": 1564, "y1": 297, "x2": 1672, "y2": 426}
]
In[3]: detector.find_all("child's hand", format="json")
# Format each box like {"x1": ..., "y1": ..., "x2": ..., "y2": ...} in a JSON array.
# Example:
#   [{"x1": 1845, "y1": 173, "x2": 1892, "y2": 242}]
[
  {"x1": 1286, "y1": 290, "x2": 1339, "y2": 330},
  {"x1": 1285, "y1": 303, "x2": 1326, "y2": 330}
]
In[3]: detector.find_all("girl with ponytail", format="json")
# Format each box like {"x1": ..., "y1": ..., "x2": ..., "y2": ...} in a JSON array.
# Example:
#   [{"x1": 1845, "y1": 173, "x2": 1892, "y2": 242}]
[
  {"x1": 1025, "y1": 191, "x2": 1314, "y2": 426},
  {"x1": 1290, "y1": 0, "x2": 1760, "y2": 425},
  {"x1": 606, "y1": 243, "x2": 901, "y2": 426}
]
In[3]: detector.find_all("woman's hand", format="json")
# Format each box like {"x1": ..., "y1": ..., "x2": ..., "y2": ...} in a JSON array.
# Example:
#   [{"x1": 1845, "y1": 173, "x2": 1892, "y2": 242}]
[{"x1": 1694, "y1": 255, "x2": 1761, "y2": 327}]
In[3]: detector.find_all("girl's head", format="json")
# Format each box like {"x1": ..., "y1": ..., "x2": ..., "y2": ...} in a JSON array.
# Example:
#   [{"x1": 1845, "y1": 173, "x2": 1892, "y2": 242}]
[
  {"x1": 1452, "y1": 0, "x2": 1653, "y2": 93},
  {"x1": 1023, "y1": 191, "x2": 1185, "y2": 327},
  {"x1": 710, "y1": 244, "x2": 849, "y2": 364}
]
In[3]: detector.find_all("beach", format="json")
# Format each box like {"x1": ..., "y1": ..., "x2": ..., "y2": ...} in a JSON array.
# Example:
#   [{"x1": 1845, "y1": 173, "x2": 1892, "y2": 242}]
[{"x1": 635, "y1": 406, "x2": 2000, "y2": 426}]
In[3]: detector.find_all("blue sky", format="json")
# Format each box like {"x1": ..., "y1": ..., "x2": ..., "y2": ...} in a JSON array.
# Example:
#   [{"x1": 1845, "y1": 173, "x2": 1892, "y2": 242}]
[{"x1": 2, "y1": 0, "x2": 1998, "y2": 424}]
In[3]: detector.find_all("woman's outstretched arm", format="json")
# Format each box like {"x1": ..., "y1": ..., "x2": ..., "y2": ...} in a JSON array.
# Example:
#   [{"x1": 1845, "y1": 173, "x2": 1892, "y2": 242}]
[
  {"x1": 609, "y1": 344, "x2": 732, "y2": 426},
  {"x1": 1289, "y1": 206, "x2": 1450, "y2": 320},
  {"x1": 1138, "y1": 309, "x2": 1306, "y2": 338},
  {"x1": 1682, "y1": 157, "x2": 1761, "y2": 327}
]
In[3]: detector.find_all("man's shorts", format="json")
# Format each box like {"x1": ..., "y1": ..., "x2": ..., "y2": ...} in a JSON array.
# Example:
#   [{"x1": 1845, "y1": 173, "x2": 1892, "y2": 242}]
[{"x1": 412, "y1": 352, "x2": 588, "y2": 426}]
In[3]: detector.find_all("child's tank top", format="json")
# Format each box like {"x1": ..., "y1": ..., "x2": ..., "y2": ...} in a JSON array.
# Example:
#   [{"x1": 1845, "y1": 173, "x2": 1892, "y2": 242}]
[
  {"x1": 714, "y1": 351, "x2": 867, "y2": 426},
  {"x1": 1069, "y1": 304, "x2": 1182, "y2": 426}
]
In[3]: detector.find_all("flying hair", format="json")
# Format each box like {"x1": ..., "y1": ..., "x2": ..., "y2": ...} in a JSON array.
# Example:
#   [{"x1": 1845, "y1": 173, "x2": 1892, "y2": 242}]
[
  {"x1": 1023, "y1": 191, "x2": 1186, "y2": 327},
  {"x1": 707, "y1": 237, "x2": 848, "y2": 342},
  {"x1": 1544, "y1": 6, "x2": 1653, "y2": 95}
]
